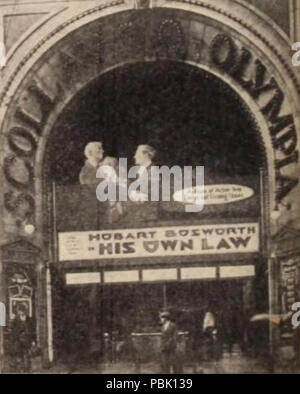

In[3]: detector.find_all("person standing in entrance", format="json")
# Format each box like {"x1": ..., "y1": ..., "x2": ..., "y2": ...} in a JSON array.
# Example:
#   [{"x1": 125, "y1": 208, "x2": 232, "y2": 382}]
[
  {"x1": 10, "y1": 303, "x2": 35, "y2": 372},
  {"x1": 159, "y1": 311, "x2": 181, "y2": 374},
  {"x1": 203, "y1": 309, "x2": 217, "y2": 360}
]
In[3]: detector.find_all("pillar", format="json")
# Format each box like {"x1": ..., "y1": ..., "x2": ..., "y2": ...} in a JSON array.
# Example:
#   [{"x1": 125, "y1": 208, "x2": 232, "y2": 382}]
[{"x1": 0, "y1": 256, "x2": 5, "y2": 373}]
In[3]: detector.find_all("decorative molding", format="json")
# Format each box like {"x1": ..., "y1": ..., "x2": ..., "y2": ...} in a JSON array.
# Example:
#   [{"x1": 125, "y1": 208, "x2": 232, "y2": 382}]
[
  {"x1": 273, "y1": 225, "x2": 300, "y2": 242},
  {"x1": 4, "y1": 13, "x2": 47, "y2": 52},
  {"x1": 289, "y1": 0, "x2": 300, "y2": 42},
  {"x1": 0, "y1": 0, "x2": 125, "y2": 103},
  {"x1": 2, "y1": 239, "x2": 40, "y2": 264},
  {"x1": 2, "y1": 239, "x2": 40, "y2": 254},
  {"x1": 5, "y1": 6, "x2": 68, "y2": 63},
  {"x1": 273, "y1": 224, "x2": 300, "y2": 254},
  {"x1": 164, "y1": 0, "x2": 300, "y2": 94},
  {"x1": 0, "y1": 0, "x2": 300, "y2": 105},
  {"x1": 134, "y1": 0, "x2": 153, "y2": 9},
  {"x1": 152, "y1": 16, "x2": 187, "y2": 59}
]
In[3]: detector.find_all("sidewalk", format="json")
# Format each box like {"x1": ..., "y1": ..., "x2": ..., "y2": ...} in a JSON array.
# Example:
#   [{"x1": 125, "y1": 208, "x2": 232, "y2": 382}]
[{"x1": 33, "y1": 349, "x2": 298, "y2": 374}]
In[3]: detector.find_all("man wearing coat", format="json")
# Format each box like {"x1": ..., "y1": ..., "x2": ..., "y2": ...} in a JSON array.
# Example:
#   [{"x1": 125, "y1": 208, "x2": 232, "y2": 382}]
[
  {"x1": 10, "y1": 303, "x2": 35, "y2": 372},
  {"x1": 130, "y1": 144, "x2": 159, "y2": 221},
  {"x1": 160, "y1": 311, "x2": 181, "y2": 373}
]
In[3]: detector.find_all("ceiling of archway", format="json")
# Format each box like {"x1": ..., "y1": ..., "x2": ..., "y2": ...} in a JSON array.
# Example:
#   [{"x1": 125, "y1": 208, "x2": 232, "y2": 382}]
[{"x1": 49, "y1": 61, "x2": 265, "y2": 185}]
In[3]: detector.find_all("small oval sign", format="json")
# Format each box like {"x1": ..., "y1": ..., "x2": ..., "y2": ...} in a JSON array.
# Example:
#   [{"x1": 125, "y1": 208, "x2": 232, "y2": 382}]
[{"x1": 173, "y1": 184, "x2": 254, "y2": 205}]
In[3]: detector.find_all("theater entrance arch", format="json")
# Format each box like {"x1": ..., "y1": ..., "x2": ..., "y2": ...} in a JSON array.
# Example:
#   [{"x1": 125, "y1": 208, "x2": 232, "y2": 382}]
[{"x1": 1, "y1": 0, "x2": 299, "y2": 367}]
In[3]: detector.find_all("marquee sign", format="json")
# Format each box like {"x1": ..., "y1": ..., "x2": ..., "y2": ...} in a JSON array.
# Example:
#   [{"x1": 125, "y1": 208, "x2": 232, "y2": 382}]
[
  {"x1": 173, "y1": 184, "x2": 254, "y2": 206},
  {"x1": 55, "y1": 175, "x2": 260, "y2": 232},
  {"x1": 58, "y1": 222, "x2": 259, "y2": 261}
]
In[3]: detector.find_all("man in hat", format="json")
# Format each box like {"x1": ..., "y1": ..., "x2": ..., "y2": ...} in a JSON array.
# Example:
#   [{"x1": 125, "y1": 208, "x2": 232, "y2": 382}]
[
  {"x1": 159, "y1": 311, "x2": 181, "y2": 373},
  {"x1": 79, "y1": 141, "x2": 105, "y2": 184}
]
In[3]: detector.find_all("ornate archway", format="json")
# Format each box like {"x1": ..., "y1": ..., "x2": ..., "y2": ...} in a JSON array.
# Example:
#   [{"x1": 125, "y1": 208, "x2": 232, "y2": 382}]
[{"x1": 0, "y1": 0, "x2": 299, "y2": 367}]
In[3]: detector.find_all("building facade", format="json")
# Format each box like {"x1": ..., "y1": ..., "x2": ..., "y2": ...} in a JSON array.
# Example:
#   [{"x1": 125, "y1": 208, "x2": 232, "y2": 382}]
[{"x1": 0, "y1": 0, "x2": 300, "y2": 372}]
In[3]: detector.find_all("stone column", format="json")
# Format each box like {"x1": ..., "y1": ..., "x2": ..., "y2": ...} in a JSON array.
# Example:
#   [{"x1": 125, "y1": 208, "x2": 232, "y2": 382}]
[
  {"x1": 242, "y1": 279, "x2": 255, "y2": 315},
  {"x1": 0, "y1": 257, "x2": 5, "y2": 373},
  {"x1": 290, "y1": 0, "x2": 300, "y2": 41}
]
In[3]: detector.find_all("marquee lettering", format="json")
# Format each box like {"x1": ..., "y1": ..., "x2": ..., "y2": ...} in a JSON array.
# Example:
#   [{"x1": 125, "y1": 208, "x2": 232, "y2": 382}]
[
  {"x1": 210, "y1": 34, "x2": 299, "y2": 201},
  {"x1": 3, "y1": 156, "x2": 33, "y2": 189},
  {"x1": 4, "y1": 80, "x2": 62, "y2": 221},
  {"x1": 7, "y1": 127, "x2": 37, "y2": 157},
  {"x1": 15, "y1": 81, "x2": 59, "y2": 135},
  {"x1": 4, "y1": 191, "x2": 35, "y2": 220}
]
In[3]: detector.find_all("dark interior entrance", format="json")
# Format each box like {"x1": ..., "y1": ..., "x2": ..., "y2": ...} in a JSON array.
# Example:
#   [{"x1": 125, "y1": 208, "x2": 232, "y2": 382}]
[
  {"x1": 51, "y1": 269, "x2": 249, "y2": 364},
  {"x1": 47, "y1": 61, "x2": 266, "y2": 185}
]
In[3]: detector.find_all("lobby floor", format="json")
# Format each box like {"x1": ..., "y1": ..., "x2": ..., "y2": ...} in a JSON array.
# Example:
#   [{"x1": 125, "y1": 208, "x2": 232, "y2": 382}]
[{"x1": 33, "y1": 347, "x2": 299, "y2": 374}]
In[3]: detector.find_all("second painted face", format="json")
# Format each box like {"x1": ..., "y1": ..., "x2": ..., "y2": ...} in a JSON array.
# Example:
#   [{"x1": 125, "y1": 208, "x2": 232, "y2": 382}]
[{"x1": 134, "y1": 146, "x2": 149, "y2": 166}]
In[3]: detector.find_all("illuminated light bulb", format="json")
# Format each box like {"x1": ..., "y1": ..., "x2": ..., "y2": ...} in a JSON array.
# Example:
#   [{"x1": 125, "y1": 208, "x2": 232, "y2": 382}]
[{"x1": 24, "y1": 223, "x2": 35, "y2": 235}]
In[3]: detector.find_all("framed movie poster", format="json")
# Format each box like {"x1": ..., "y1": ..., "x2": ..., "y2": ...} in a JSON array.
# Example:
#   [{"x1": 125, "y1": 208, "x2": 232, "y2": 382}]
[{"x1": 9, "y1": 297, "x2": 33, "y2": 320}]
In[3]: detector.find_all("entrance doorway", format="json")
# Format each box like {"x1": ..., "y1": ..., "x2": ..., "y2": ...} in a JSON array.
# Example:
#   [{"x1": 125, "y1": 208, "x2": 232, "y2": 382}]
[{"x1": 51, "y1": 270, "x2": 254, "y2": 365}]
